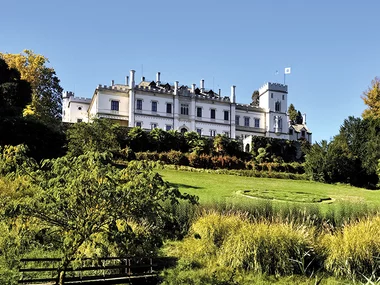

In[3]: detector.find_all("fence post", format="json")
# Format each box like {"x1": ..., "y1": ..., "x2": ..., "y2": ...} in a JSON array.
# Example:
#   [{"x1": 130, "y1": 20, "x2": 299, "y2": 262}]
[{"x1": 150, "y1": 258, "x2": 153, "y2": 274}]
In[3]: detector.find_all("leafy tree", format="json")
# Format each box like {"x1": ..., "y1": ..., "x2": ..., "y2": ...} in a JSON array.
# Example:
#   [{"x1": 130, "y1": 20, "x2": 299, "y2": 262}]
[
  {"x1": 296, "y1": 111, "x2": 303, "y2": 124},
  {"x1": 0, "y1": 58, "x2": 31, "y2": 117},
  {"x1": 362, "y1": 77, "x2": 380, "y2": 119},
  {"x1": 2, "y1": 148, "x2": 197, "y2": 285},
  {"x1": 66, "y1": 118, "x2": 120, "y2": 157},
  {"x1": 287, "y1": 104, "x2": 297, "y2": 123},
  {"x1": 213, "y1": 134, "x2": 229, "y2": 155},
  {"x1": 149, "y1": 128, "x2": 170, "y2": 152},
  {"x1": 304, "y1": 140, "x2": 329, "y2": 182},
  {"x1": 251, "y1": 90, "x2": 259, "y2": 106},
  {"x1": 0, "y1": 50, "x2": 63, "y2": 128}
]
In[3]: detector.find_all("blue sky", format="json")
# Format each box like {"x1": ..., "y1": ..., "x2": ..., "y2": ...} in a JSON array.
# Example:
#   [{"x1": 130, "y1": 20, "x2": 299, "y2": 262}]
[{"x1": 1, "y1": 0, "x2": 379, "y2": 142}]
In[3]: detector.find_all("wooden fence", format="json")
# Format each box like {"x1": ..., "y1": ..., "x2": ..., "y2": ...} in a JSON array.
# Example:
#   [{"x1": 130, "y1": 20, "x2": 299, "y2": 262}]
[{"x1": 18, "y1": 256, "x2": 176, "y2": 284}]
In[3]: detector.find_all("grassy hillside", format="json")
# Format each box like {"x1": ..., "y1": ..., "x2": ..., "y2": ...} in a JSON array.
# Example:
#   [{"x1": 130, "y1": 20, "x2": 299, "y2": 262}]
[{"x1": 158, "y1": 168, "x2": 380, "y2": 209}]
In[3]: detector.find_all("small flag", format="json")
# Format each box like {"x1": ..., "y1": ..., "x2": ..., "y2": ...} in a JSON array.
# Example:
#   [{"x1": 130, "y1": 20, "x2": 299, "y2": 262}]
[{"x1": 285, "y1": 67, "x2": 291, "y2": 74}]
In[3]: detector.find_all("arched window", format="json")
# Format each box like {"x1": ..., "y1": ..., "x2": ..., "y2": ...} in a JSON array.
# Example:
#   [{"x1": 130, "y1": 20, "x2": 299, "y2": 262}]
[
  {"x1": 275, "y1": 101, "x2": 281, "y2": 112},
  {"x1": 245, "y1": 144, "x2": 250, "y2": 152},
  {"x1": 180, "y1": 127, "x2": 187, "y2": 134}
]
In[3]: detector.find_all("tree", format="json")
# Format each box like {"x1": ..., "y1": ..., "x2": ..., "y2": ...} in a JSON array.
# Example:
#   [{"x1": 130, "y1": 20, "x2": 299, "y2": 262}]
[
  {"x1": 0, "y1": 58, "x2": 31, "y2": 117},
  {"x1": 296, "y1": 111, "x2": 303, "y2": 124},
  {"x1": 362, "y1": 77, "x2": 380, "y2": 120},
  {"x1": 66, "y1": 118, "x2": 120, "y2": 157},
  {"x1": 287, "y1": 104, "x2": 297, "y2": 123},
  {"x1": 2, "y1": 148, "x2": 197, "y2": 285},
  {"x1": 251, "y1": 90, "x2": 259, "y2": 106},
  {"x1": 0, "y1": 50, "x2": 63, "y2": 128}
]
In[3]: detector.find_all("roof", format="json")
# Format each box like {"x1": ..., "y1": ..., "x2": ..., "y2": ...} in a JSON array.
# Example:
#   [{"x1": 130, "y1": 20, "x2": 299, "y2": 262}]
[{"x1": 290, "y1": 124, "x2": 312, "y2": 133}]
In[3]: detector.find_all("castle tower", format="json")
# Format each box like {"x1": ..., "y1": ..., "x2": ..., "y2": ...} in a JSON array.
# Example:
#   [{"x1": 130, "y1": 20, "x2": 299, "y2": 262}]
[{"x1": 259, "y1": 82, "x2": 289, "y2": 139}]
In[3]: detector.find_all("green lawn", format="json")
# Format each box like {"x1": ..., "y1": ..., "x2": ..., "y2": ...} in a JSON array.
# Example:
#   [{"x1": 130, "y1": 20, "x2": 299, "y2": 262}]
[{"x1": 158, "y1": 169, "x2": 380, "y2": 208}]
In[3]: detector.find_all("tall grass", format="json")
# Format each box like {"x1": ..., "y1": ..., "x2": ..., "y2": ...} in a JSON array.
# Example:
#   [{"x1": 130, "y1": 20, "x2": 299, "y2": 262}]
[
  {"x1": 162, "y1": 210, "x2": 380, "y2": 284},
  {"x1": 320, "y1": 216, "x2": 380, "y2": 281}
]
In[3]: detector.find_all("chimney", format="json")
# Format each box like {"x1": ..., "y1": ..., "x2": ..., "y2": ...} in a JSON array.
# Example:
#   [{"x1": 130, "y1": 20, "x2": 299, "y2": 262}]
[
  {"x1": 230, "y1": 85, "x2": 236, "y2": 103},
  {"x1": 200, "y1": 79, "x2": 205, "y2": 93},
  {"x1": 125, "y1": 76, "x2": 129, "y2": 86},
  {"x1": 111, "y1": 80, "x2": 114, "y2": 86},
  {"x1": 174, "y1": 81, "x2": 179, "y2": 95},
  {"x1": 130, "y1": 70, "x2": 136, "y2": 88},
  {"x1": 156, "y1": 72, "x2": 161, "y2": 85},
  {"x1": 191, "y1": 83, "x2": 196, "y2": 93},
  {"x1": 302, "y1": 113, "x2": 306, "y2": 124},
  {"x1": 141, "y1": 76, "x2": 145, "y2": 81},
  {"x1": 218, "y1": 89, "x2": 221, "y2": 96}
]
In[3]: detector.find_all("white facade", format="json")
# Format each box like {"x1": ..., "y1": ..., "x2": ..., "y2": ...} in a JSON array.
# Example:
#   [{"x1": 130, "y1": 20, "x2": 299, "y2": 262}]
[
  {"x1": 62, "y1": 91, "x2": 91, "y2": 123},
  {"x1": 62, "y1": 70, "x2": 312, "y2": 146}
]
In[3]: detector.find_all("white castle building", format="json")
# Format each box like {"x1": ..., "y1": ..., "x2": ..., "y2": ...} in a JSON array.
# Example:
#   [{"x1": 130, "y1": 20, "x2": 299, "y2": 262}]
[{"x1": 62, "y1": 70, "x2": 312, "y2": 149}]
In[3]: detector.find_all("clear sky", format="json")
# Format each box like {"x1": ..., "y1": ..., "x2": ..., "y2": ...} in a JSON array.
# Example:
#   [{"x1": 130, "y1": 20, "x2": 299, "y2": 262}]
[{"x1": 1, "y1": 0, "x2": 379, "y2": 143}]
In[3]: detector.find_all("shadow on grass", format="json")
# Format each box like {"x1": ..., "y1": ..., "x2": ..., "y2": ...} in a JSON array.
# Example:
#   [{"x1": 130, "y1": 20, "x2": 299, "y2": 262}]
[{"x1": 169, "y1": 183, "x2": 203, "y2": 190}]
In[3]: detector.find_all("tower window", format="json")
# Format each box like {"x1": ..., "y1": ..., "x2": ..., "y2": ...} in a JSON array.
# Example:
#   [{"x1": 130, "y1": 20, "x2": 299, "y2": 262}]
[
  {"x1": 275, "y1": 101, "x2": 281, "y2": 112},
  {"x1": 235, "y1": 115, "x2": 240, "y2": 126},
  {"x1": 111, "y1": 100, "x2": 119, "y2": 111}
]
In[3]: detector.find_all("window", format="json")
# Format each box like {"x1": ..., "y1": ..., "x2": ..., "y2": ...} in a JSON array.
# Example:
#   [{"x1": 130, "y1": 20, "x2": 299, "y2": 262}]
[
  {"x1": 111, "y1": 100, "x2": 119, "y2": 111},
  {"x1": 254, "y1": 118, "x2": 260, "y2": 128},
  {"x1": 210, "y1": 130, "x2": 216, "y2": 137},
  {"x1": 181, "y1": 104, "x2": 189, "y2": 115},
  {"x1": 196, "y1": 128, "x2": 202, "y2": 135},
  {"x1": 77, "y1": 118, "x2": 82, "y2": 123},
  {"x1": 275, "y1": 101, "x2": 281, "y2": 112},
  {"x1": 282, "y1": 94, "x2": 285, "y2": 100},
  {"x1": 136, "y1": 99, "x2": 142, "y2": 110},
  {"x1": 197, "y1": 107, "x2": 202, "y2": 117},
  {"x1": 301, "y1": 130, "x2": 306, "y2": 137},
  {"x1": 244, "y1": 117, "x2": 250, "y2": 127},
  {"x1": 235, "y1": 115, "x2": 240, "y2": 126},
  {"x1": 166, "y1": 125, "x2": 172, "y2": 131},
  {"x1": 136, "y1": 121, "x2": 142, "y2": 127},
  {"x1": 289, "y1": 129, "x2": 293, "y2": 135},
  {"x1": 151, "y1": 123, "x2": 158, "y2": 129},
  {"x1": 78, "y1": 106, "x2": 82, "y2": 110},
  {"x1": 210, "y1": 109, "x2": 216, "y2": 119},
  {"x1": 166, "y1": 103, "x2": 172, "y2": 114},
  {"x1": 224, "y1": 110, "x2": 229, "y2": 121},
  {"x1": 151, "y1": 101, "x2": 157, "y2": 112},
  {"x1": 271, "y1": 93, "x2": 273, "y2": 98}
]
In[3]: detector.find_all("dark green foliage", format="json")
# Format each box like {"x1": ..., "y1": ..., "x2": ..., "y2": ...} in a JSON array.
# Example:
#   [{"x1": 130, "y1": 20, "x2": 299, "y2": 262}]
[
  {"x1": 251, "y1": 90, "x2": 259, "y2": 106},
  {"x1": 305, "y1": 117, "x2": 380, "y2": 188},
  {"x1": 67, "y1": 118, "x2": 120, "y2": 157},
  {"x1": 250, "y1": 136, "x2": 300, "y2": 163},
  {"x1": 0, "y1": 58, "x2": 32, "y2": 117},
  {"x1": 287, "y1": 104, "x2": 297, "y2": 123},
  {"x1": 0, "y1": 147, "x2": 198, "y2": 283},
  {"x1": 0, "y1": 58, "x2": 65, "y2": 161}
]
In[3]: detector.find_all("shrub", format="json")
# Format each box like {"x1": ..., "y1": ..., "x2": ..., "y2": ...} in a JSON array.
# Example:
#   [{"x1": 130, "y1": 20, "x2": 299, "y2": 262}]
[{"x1": 167, "y1": 150, "x2": 189, "y2": 166}]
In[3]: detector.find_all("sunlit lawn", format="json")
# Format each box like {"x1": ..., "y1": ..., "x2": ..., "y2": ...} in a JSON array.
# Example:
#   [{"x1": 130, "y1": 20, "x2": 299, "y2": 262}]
[{"x1": 158, "y1": 169, "x2": 380, "y2": 209}]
